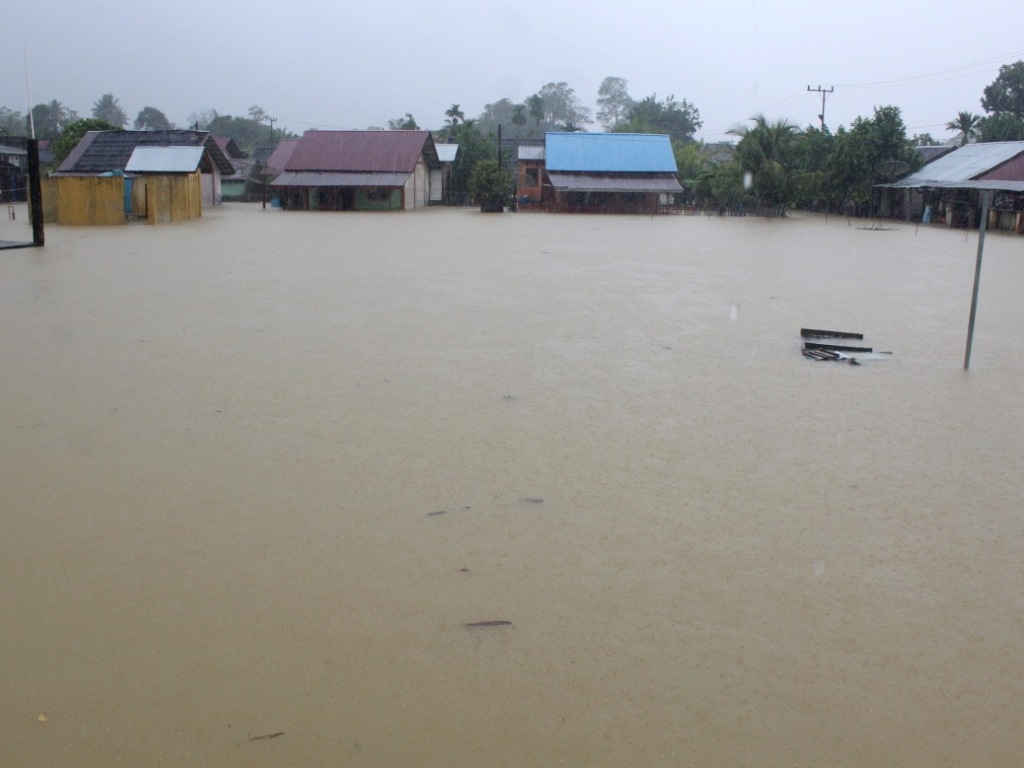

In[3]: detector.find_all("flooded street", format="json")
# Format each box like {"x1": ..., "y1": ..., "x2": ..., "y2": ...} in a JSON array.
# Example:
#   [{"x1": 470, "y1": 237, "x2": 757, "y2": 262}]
[{"x1": 2, "y1": 204, "x2": 1023, "y2": 766}]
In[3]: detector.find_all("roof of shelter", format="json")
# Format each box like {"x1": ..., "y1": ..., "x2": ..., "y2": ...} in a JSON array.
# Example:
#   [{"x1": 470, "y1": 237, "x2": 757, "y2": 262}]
[
  {"x1": 284, "y1": 130, "x2": 439, "y2": 173},
  {"x1": 891, "y1": 141, "x2": 1024, "y2": 187},
  {"x1": 544, "y1": 132, "x2": 678, "y2": 173}
]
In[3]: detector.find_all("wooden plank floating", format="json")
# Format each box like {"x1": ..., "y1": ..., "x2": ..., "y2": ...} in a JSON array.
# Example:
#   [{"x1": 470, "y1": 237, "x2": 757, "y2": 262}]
[
  {"x1": 464, "y1": 620, "x2": 512, "y2": 628},
  {"x1": 804, "y1": 341, "x2": 873, "y2": 353},
  {"x1": 801, "y1": 328, "x2": 864, "y2": 339}
]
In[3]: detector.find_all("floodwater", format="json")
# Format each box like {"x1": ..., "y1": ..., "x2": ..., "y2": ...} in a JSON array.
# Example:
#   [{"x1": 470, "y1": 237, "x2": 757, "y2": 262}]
[{"x1": 2, "y1": 204, "x2": 1022, "y2": 767}]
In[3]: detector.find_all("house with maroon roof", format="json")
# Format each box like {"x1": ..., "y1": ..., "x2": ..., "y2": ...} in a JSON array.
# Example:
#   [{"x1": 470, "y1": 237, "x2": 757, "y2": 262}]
[{"x1": 271, "y1": 130, "x2": 442, "y2": 211}]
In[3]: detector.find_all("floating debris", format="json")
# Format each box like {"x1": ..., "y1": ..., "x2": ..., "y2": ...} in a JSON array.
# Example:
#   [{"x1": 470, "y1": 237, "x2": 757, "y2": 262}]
[
  {"x1": 465, "y1": 620, "x2": 512, "y2": 628},
  {"x1": 800, "y1": 328, "x2": 863, "y2": 340},
  {"x1": 801, "y1": 327, "x2": 889, "y2": 363},
  {"x1": 426, "y1": 510, "x2": 446, "y2": 517},
  {"x1": 245, "y1": 732, "x2": 284, "y2": 742},
  {"x1": 523, "y1": 498, "x2": 544, "y2": 504}
]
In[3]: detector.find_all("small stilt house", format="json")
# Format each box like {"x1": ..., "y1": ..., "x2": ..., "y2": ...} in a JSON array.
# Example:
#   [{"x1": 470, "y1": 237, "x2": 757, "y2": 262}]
[
  {"x1": 518, "y1": 132, "x2": 682, "y2": 213},
  {"x1": 272, "y1": 130, "x2": 441, "y2": 211}
]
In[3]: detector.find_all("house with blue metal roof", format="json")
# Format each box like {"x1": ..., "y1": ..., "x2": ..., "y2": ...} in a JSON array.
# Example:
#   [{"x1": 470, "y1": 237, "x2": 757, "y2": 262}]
[{"x1": 518, "y1": 132, "x2": 682, "y2": 213}]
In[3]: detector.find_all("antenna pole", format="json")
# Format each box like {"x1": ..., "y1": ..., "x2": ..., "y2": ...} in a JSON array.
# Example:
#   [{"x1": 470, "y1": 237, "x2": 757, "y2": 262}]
[{"x1": 24, "y1": 47, "x2": 36, "y2": 138}]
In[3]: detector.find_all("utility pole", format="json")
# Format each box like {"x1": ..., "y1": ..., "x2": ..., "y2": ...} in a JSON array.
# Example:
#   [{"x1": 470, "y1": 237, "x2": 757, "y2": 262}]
[
  {"x1": 267, "y1": 116, "x2": 277, "y2": 149},
  {"x1": 807, "y1": 85, "x2": 834, "y2": 130}
]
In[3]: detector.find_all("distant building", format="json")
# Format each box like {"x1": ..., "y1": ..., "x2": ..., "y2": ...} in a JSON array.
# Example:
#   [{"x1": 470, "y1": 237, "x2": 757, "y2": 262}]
[
  {"x1": 517, "y1": 132, "x2": 682, "y2": 213},
  {"x1": 271, "y1": 130, "x2": 442, "y2": 211}
]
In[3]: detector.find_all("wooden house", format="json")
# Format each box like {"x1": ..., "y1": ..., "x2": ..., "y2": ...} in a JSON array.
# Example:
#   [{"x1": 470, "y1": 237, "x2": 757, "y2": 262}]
[
  {"x1": 271, "y1": 130, "x2": 441, "y2": 211},
  {"x1": 48, "y1": 130, "x2": 234, "y2": 224},
  {"x1": 518, "y1": 132, "x2": 682, "y2": 214}
]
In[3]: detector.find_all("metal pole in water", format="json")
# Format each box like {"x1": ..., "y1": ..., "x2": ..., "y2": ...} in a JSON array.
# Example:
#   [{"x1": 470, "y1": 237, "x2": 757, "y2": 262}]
[{"x1": 963, "y1": 189, "x2": 991, "y2": 370}]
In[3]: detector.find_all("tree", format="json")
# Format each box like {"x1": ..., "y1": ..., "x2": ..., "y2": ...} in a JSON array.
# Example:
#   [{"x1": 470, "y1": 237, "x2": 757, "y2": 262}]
[
  {"x1": 445, "y1": 119, "x2": 493, "y2": 204},
  {"x1": 248, "y1": 105, "x2": 267, "y2": 122},
  {"x1": 823, "y1": 105, "x2": 919, "y2": 214},
  {"x1": 910, "y1": 133, "x2": 941, "y2": 147},
  {"x1": 188, "y1": 109, "x2": 219, "y2": 130},
  {"x1": 978, "y1": 113, "x2": 1024, "y2": 142},
  {"x1": 0, "y1": 107, "x2": 26, "y2": 137},
  {"x1": 981, "y1": 61, "x2": 1024, "y2": 118},
  {"x1": 445, "y1": 104, "x2": 464, "y2": 126},
  {"x1": 134, "y1": 106, "x2": 173, "y2": 130},
  {"x1": 526, "y1": 94, "x2": 544, "y2": 128},
  {"x1": 206, "y1": 113, "x2": 292, "y2": 154},
  {"x1": 727, "y1": 114, "x2": 801, "y2": 207},
  {"x1": 51, "y1": 118, "x2": 121, "y2": 166},
  {"x1": 30, "y1": 100, "x2": 77, "y2": 141},
  {"x1": 468, "y1": 158, "x2": 512, "y2": 212},
  {"x1": 614, "y1": 94, "x2": 702, "y2": 144},
  {"x1": 945, "y1": 111, "x2": 980, "y2": 146},
  {"x1": 387, "y1": 113, "x2": 419, "y2": 130},
  {"x1": 597, "y1": 77, "x2": 633, "y2": 130},
  {"x1": 512, "y1": 104, "x2": 527, "y2": 128},
  {"x1": 91, "y1": 93, "x2": 128, "y2": 128},
  {"x1": 533, "y1": 82, "x2": 592, "y2": 130}
]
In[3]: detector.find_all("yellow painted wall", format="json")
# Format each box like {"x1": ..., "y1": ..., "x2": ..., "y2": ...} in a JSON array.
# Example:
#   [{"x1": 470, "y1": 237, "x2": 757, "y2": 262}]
[
  {"x1": 50, "y1": 176, "x2": 126, "y2": 226},
  {"x1": 144, "y1": 172, "x2": 202, "y2": 224}
]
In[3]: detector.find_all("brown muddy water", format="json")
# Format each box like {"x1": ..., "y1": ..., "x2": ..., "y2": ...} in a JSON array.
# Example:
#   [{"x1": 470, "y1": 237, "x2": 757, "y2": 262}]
[{"x1": 2, "y1": 204, "x2": 1022, "y2": 767}]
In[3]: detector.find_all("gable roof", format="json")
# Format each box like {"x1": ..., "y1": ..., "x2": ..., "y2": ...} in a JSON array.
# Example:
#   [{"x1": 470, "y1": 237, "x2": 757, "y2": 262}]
[
  {"x1": 213, "y1": 136, "x2": 248, "y2": 159},
  {"x1": 57, "y1": 130, "x2": 234, "y2": 175},
  {"x1": 266, "y1": 139, "x2": 300, "y2": 173},
  {"x1": 284, "y1": 130, "x2": 439, "y2": 173},
  {"x1": 545, "y1": 132, "x2": 678, "y2": 173},
  {"x1": 893, "y1": 141, "x2": 1024, "y2": 187},
  {"x1": 125, "y1": 146, "x2": 206, "y2": 173}
]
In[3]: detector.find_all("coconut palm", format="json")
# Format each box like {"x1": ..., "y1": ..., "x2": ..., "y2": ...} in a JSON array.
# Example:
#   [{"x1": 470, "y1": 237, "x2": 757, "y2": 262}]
[
  {"x1": 445, "y1": 104, "x2": 464, "y2": 126},
  {"x1": 946, "y1": 111, "x2": 981, "y2": 146},
  {"x1": 726, "y1": 114, "x2": 801, "y2": 208}
]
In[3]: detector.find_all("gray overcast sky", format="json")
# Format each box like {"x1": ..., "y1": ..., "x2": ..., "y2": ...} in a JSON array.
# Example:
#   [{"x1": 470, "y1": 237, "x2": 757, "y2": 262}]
[{"x1": 6, "y1": 0, "x2": 1024, "y2": 142}]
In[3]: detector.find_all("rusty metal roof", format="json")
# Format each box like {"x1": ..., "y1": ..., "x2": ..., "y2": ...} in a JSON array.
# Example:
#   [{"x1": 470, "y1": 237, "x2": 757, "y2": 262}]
[
  {"x1": 285, "y1": 130, "x2": 439, "y2": 173},
  {"x1": 545, "y1": 132, "x2": 677, "y2": 172},
  {"x1": 547, "y1": 173, "x2": 683, "y2": 193},
  {"x1": 125, "y1": 146, "x2": 205, "y2": 173},
  {"x1": 272, "y1": 171, "x2": 410, "y2": 187},
  {"x1": 266, "y1": 139, "x2": 300, "y2": 173}
]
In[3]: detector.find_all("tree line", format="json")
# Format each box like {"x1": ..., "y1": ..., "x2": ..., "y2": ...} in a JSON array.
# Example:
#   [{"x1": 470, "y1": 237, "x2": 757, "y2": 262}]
[{"x1": 3, "y1": 62, "x2": 1024, "y2": 213}]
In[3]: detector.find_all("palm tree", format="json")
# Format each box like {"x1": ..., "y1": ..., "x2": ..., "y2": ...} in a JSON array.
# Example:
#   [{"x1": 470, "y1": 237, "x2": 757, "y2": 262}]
[
  {"x1": 946, "y1": 111, "x2": 981, "y2": 146},
  {"x1": 726, "y1": 114, "x2": 801, "y2": 208},
  {"x1": 92, "y1": 93, "x2": 128, "y2": 128},
  {"x1": 445, "y1": 104, "x2": 464, "y2": 126}
]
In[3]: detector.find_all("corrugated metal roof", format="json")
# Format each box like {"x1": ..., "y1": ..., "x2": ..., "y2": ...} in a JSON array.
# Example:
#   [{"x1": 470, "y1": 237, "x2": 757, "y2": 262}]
[
  {"x1": 547, "y1": 173, "x2": 683, "y2": 193},
  {"x1": 264, "y1": 139, "x2": 299, "y2": 173},
  {"x1": 126, "y1": 146, "x2": 205, "y2": 173},
  {"x1": 435, "y1": 143, "x2": 459, "y2": 163},
  {"x1": 545, "y1": 132, "x2": 677, "y2": 172},
  {"x1": 892, "y1": 141, "x2": 1024, "y2": 187},
  {"x1": 518, "y1": 146, "x2": 545, "y2": 161},
  {"x1": 284, "y1": 130, "x2": 437, "y2": 173},
  {"x1": 271, "y1": 171, "x2": 410, "y2": 187}
]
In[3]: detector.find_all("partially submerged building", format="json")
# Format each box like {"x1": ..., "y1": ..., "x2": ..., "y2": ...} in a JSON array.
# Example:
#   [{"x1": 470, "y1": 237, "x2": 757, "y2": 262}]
[
  {"x1": 518, "y1": 132, "x2": 682, "y2": 213},
  {"x1": 271, "y1": 130, "x2": 442, "y2": 211},
  {"x1": 885, "y1": 141, "x2": 1024, "y2": 231},
  {"x1": 48, "y1": 130, "x2": 234, "y2": 224}
]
